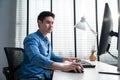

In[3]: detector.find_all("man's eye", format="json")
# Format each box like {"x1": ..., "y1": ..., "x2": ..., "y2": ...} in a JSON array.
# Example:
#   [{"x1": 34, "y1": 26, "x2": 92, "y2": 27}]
[{"x1": 46, "y1": 21, "x2": 50, "y2": 24}]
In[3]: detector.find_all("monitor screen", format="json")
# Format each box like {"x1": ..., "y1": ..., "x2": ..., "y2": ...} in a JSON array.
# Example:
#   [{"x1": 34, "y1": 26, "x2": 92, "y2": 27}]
[
  {"x1": 97, "y1": 2, "x2": 120, "y2": 72},
  {"x1": 118, "y1": 1, "x2": 120, "y2": 70},
  {"x1": 97, "y1": 3, "x2": 113, "y2": 57},
  {"x1": 118, "y1": 20, "x2": 120, "y2": 71}
]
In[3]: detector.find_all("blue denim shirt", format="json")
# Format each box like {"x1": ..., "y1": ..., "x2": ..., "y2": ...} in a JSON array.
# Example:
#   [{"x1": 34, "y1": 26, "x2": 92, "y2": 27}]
[{"x1": 18, "y1": 30, "x2": 63, "y2": 80}]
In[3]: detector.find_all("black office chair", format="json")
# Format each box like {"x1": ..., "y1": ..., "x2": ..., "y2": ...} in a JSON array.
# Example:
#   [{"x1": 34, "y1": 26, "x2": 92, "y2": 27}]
[{"x1": 3, "y1": 47, "x2": 41, "y2": 80}]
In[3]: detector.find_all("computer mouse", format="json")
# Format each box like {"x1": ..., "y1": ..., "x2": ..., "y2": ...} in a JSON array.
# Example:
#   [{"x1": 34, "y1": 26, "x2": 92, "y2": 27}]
[{"x1": 68, "y1": 69, "x2": 84, "y2": 73}]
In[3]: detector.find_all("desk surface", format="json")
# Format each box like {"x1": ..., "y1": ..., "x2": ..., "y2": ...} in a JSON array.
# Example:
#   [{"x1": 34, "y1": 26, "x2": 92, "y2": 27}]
[{"x1": 52, "y1": 61, "x2": 120, "y2": 80}]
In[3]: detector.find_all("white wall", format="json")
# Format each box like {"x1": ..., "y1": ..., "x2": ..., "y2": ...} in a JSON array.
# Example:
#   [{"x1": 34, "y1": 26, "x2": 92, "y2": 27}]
[{"x1": 0, "y1": 0, "x2": 16, "y2": 80}]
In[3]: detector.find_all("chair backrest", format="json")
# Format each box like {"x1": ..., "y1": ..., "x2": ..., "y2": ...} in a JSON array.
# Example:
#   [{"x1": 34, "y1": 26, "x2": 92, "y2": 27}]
[
  {"x1": 4, "y1": 47, "x2": 42, "y2": 80},
  {"x1": 4, "y1": 47, "x2": 24, "y2": 73}
]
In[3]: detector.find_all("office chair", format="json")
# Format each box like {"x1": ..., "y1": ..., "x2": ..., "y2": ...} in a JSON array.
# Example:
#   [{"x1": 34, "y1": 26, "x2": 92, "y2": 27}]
[{"x1": 3, "y1": 47, "x2": 41, "y2": 80}]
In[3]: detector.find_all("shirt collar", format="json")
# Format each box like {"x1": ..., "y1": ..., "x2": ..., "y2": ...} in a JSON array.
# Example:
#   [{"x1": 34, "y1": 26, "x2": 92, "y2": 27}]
[{"x1": 36, "y1": 30, "x2": 48, "y2": 41}]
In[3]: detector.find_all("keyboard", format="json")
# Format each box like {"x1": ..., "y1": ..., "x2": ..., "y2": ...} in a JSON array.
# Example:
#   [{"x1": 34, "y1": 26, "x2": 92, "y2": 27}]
[{"x1": 79, "y1": 60, "x2": 96, "y2": 68}]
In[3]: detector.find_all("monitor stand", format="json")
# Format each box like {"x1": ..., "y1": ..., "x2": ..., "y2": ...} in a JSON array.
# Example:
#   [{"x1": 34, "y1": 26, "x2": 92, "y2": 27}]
[
  {"x1": 98, "y1": 49, "x2": 120, "y2": 75},
  {"x1": 98, "y1": 64, "x2": 120, "y2": 75}
]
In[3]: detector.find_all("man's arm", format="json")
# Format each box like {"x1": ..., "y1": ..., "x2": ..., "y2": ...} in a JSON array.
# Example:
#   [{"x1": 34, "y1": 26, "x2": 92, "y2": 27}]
[{"x1": 51, "y1": 61, "x2": 84, "y2": 72}]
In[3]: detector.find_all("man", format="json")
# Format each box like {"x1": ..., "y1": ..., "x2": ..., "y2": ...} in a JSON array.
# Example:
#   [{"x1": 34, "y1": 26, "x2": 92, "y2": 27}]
[{"x1": 18, "y1": 11, "x2": 83, "y2": 80}]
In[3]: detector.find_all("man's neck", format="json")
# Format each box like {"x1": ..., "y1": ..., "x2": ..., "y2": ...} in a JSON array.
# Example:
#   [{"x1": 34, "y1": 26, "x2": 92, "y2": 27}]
[{"x1": 39, "y1": 29, "x2": 47, "y2": 37}]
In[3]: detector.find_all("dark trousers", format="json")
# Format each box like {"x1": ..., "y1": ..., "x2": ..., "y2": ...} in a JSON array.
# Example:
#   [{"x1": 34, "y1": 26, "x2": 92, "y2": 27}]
[{"x1": 44, "y1": 69, "x2": 53, "y2": 80}]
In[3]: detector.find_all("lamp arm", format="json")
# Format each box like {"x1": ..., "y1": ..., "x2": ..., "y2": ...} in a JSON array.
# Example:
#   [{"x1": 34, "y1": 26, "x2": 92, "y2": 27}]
[{"x1": 85, "y1": 21, "x2": 97, "y2": 36}]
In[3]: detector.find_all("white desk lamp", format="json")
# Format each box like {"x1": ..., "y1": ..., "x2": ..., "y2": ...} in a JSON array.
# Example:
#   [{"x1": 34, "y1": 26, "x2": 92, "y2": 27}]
[
  {"x1": 75, "y1": 17, "x2": 97, "y2": 52},
  {"x1": 75, "y1": 17, "x2": 97, "y2": 36}
]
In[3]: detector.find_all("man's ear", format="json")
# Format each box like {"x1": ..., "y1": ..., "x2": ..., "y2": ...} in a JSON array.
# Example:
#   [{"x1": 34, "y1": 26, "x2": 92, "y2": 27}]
[
  {"x1": 37, "y1": 20, "x2": 42, "y2": 27},
  {"x1": 37, "y1": 20, "x2": 41, "y2": 24}
]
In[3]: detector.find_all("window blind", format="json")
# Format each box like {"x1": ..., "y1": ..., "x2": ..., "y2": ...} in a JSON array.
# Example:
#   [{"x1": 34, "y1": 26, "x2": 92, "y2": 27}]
[{"x1": 15, "y1": 0, "x2": 27, "y2": 48}]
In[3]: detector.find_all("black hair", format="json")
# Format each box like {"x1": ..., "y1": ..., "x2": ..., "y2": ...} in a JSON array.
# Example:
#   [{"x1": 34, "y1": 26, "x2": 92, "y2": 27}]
[{"x1": 37, "y1": 11, "x2": 55, "y2": 22}]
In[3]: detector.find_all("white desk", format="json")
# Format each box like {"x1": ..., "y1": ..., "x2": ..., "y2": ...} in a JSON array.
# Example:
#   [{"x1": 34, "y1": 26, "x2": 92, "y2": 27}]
[{"x1": 52, "y1": 61, "x2": 120, "y2": 80}]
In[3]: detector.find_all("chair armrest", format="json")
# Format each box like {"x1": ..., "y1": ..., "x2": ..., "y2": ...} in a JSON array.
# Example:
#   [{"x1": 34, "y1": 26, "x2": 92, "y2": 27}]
[
  {"x1": 24, "y1": 76, "x2": 41, "y2": 80},
  {"x1": 3, "y1": 67, "x2": 10, "y2": 73},
  {"x1": 3, "y1": 67, "x2": 11, "y2": 80},
  {"x1": 3, "y1": 67, "x2": 42, "y2": 80}
]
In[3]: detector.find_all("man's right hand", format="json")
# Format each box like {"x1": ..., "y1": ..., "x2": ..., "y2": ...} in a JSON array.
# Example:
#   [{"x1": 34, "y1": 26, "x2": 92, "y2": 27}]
[
  {"x1": 52, "y1": 62, "x2": 84, "y2": 73},
  {"x1": 62, "y1": 62, "x2": 84, "y2": 73}
]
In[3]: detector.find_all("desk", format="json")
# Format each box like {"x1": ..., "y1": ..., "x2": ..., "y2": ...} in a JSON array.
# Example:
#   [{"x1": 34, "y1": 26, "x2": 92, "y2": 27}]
[{"x1": 52, "y1": 61, "x2": 120, "y2": 80}]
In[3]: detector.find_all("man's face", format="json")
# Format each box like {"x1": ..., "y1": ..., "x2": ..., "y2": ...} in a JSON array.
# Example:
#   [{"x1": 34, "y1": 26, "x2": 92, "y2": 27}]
[{"x1": 38, "y1": 16, "x2": 54, "y2": 35}]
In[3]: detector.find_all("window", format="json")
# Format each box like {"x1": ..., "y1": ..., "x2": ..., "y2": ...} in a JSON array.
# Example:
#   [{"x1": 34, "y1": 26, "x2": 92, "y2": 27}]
[
  {"x1": 15, "y1": 0, "x2": 118, "y2": 64},
  {"x1": 15, "y1": 0, "x2": 27, "y2": 47},
  {"x1": 29, "y1": 0, "x2": 50, "y2": 34},
  {"x1": 52, "y1": 0, "x2": 74, "y2": 57},
  {"x1": 16, "y1": 0, "x2": 96, "y2": 58},
  {"x1": 76, "y1": 0, "x2": 96, "y2": 59}
]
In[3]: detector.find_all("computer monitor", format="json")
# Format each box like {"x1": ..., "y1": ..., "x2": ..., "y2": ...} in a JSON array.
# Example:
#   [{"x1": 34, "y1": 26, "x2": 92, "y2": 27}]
[
  {"x1": 97, "y1": 3, "x2": 113, "y2": 57},
  {"x1": 97, "y1": 3, "x2": 120, "y2": 73},
  {"x1": 97, "y1": 3, "x2": 118, "y2": 60},
  {"x1": 118, "y1": 23, "x2": 120, "y2": 71},
  {"x1": 117, "y1": 1, "x2": 120, "y2": 71}
]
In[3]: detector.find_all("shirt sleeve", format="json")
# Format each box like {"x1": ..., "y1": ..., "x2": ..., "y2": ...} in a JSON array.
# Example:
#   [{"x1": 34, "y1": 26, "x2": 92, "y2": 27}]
[
  {"x1": 24, "y1": 37, "x2": 54, "y2": 68},
  {"x1": 50, "y1": 50, "x2": 63, "y2": 62}
]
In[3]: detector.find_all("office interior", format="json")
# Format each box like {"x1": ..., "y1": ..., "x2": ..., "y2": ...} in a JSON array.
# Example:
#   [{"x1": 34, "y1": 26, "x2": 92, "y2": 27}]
[{"x1": 0, "y1": 0, "x2": 119, "y2": 80}]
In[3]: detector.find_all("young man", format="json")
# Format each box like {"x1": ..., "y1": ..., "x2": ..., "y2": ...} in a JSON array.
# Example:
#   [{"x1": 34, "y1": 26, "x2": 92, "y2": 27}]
[{"x1": 18, "y1": 11, "x2": 83, "y2": 80}]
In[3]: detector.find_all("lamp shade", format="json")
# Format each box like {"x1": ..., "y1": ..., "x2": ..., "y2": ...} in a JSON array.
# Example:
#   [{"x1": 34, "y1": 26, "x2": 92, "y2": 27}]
[
  {"x1": 75, "y1": 17, "x2": 97, "y2": 36},
  {"x1": 75, "y1": 21, "x2": 86, "y2": 30}
]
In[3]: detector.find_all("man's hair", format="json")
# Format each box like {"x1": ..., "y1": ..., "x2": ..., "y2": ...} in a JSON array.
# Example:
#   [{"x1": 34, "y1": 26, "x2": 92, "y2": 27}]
[{"x1": 37, "y1": 11, "x2": 55, "y2": 22}]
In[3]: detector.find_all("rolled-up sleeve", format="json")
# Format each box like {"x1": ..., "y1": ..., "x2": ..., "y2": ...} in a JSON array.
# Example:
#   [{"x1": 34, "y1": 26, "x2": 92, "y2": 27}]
[{"x1": 50, "y1": 51, "x2": 63, "y2": 62}]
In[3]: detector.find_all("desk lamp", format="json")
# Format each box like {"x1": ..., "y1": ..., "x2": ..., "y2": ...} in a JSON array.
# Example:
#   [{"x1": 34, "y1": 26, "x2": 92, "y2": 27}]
[
  {"x1": 75, "y1": 17, "x2": 97, "y2": 59},
  {"x1": 75, "y1": 17, "x2": 97, "y2": 36}
]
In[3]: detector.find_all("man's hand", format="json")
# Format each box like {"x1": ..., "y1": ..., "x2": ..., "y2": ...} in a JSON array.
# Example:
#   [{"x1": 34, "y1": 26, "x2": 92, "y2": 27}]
[
  {"x1": 62, "y1": 62, "x2": 84, "y2": 73},
  {"x1": 52, "y1": 61, "x2": 84, "y2": 73}
]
